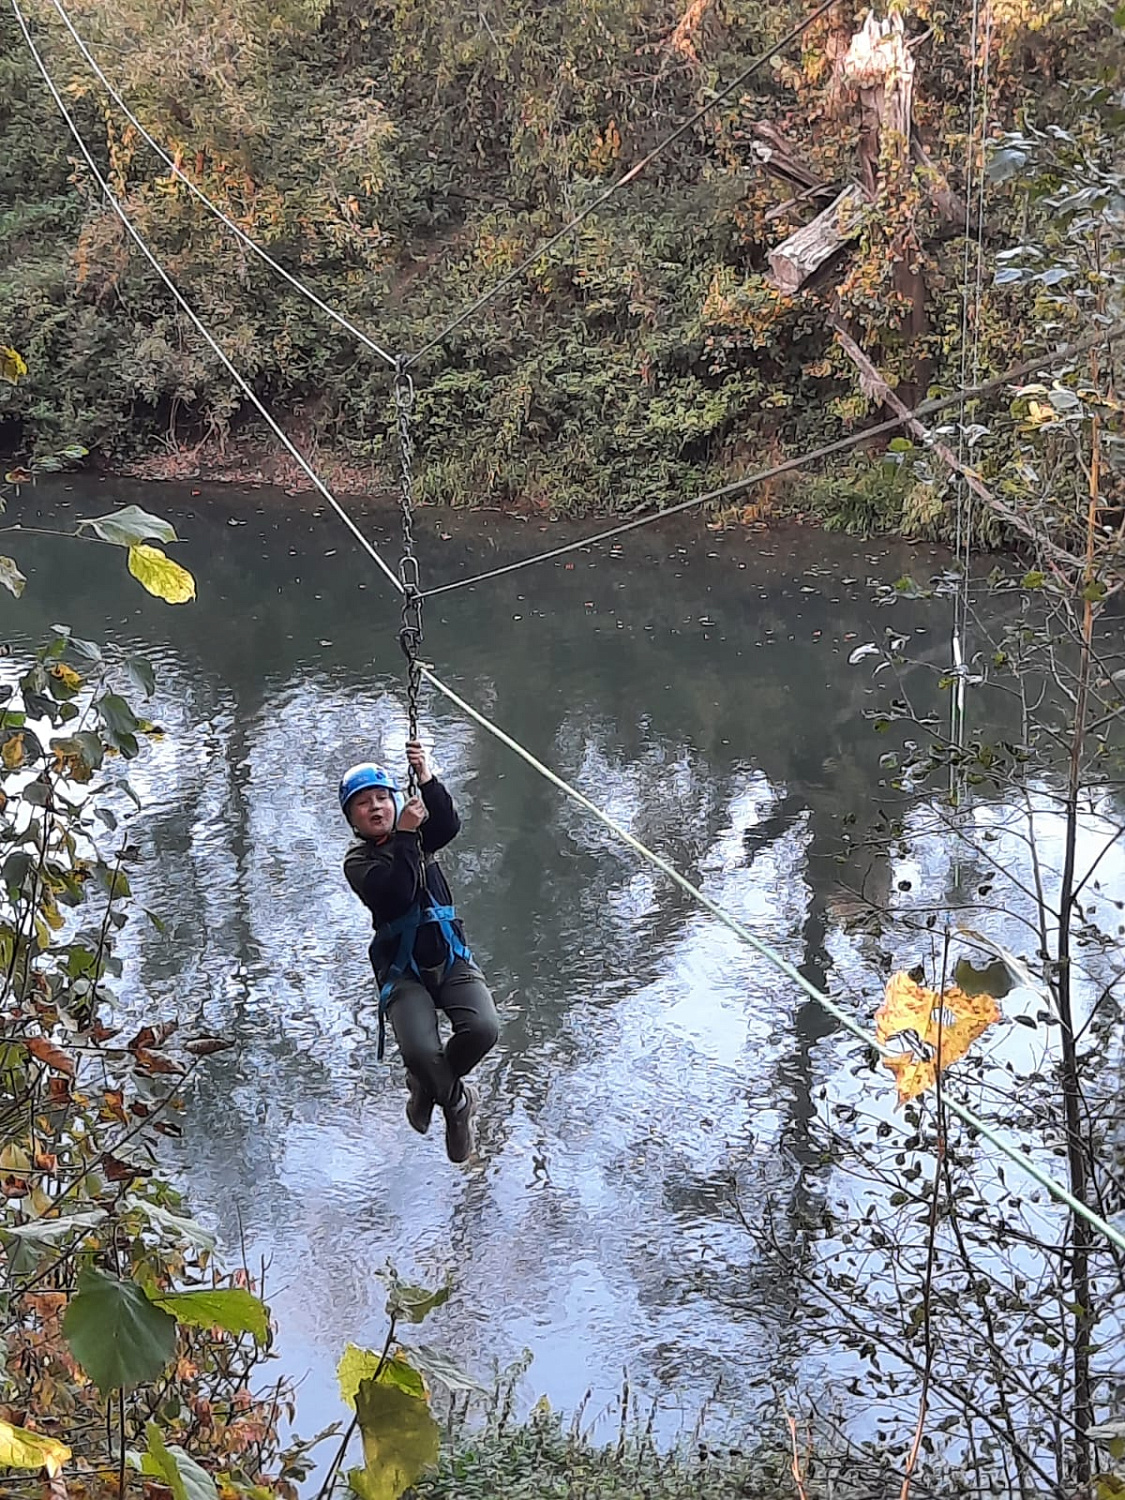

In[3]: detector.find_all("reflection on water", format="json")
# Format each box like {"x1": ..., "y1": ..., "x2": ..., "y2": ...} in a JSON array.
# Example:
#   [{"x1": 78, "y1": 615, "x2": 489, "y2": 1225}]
[{"x1": 5, "y1": 476, "x2": 1085, "y2": 1447}]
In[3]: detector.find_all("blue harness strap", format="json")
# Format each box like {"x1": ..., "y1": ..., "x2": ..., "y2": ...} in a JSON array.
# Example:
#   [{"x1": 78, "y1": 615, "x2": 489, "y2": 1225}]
[{"x1": 370, "y1": 903, "x2": 473, "y2": 1060}]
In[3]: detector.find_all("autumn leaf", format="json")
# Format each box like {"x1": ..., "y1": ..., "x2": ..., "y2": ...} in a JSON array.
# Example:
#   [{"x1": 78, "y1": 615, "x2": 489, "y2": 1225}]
[
  {"x1": 0, "y1": 346, "x2": 28, "y2": 385},
  {"x1": 26, "y1": 1037, "x2": 75, "y2": 1077},
  {"x1": 101, "y1": 1152, "x2": 152, "y2": 1183},
  {"x1": 103, "y1": 1089, "x2": 128, "y2": 1123},
  {"x1": 182, "y1": 1036, "x2": 234, "y2": 1057},
  {"x1": 2, "y1": 733, "x2": 25, "y2": 770},
  {"x1": 127, "y1": 545, "x2": 196, "y2": 604},
  {"x1": 49, "y1": 662, "x2": 82, "y2": 694},
  {"x1": 0, "y1": 1418, "x2": 70, "y2": 1477},
  {"x1": 133, "y1": 1047, "x2": 183, "y2": 1076},
  {"x1": 0, "y1": 557, "x2": 26, "y2": 598},
  {"x1": 128, "y1": 1022, "x2": 177, "y2": 1053},
  {"x1": 876, "y1": 971, "x2": 1001, "y2": 1104}
]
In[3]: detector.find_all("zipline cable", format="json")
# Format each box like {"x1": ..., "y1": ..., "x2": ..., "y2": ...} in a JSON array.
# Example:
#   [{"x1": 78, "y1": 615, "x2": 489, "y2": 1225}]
[
  {"x1": 393, "y1": 358, "x2": 426, "y2": 792},
  {"x1": 949, "y1": 0, "x2": 985, "y2": 853},
  {"x1": 44, "y1": 0, "x2": 398, "y2": 370},
  {"x1": 19, "y1": 0, "x2": 1125, "y2": 1263},
  {"x1": 423, "y1": 666, "x2": 1125, "y2": 1257},
  {"x1": 404, "y1": 0, "x2": 841, "y2": 370},
  {"x1": 420, "y1": 321, "x2": 1125, "y2": 599},
  {"x1": 8, "y1": 0, "x2": 403, "y2": 602}
]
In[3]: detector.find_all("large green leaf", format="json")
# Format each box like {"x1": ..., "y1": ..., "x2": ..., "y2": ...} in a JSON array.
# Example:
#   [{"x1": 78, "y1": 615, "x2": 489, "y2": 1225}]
[
  {"x1": 348, "y1": 1375, "x2": 440, "y2": 1500},
  {"x1": 62, "y1": 1267, "x2": 177, "y2": 1393},
  {"x1": 78, "y1": 505, "x2": 179, "y2": 547},
  {"x1": 137, "y1": 1423, "x2": 218, "y2": 1500},
  {"x1": 338, "y1": 1344, "x2": 425, "y2": 1408},
  {"x1": 127, "y1": 545, "x2": 196, "y2": 604},
  {"x1": 153, "y1": 1287, "x2": 269, "y2": 1344}
]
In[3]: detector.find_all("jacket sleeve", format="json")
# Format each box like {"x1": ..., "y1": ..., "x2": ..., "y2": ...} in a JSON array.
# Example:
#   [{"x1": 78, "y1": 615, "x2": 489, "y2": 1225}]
[
  {"x1": 344, "y1": 833, "x2": 424, "y2": 922},
  {"x1": 419, "y1": 777, "x2": 461, "y2": 854}
]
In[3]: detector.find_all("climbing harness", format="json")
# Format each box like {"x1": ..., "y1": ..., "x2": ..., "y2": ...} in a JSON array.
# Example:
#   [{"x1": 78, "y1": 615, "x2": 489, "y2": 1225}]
[{"x1": 371, "y1": 900, "x2": 475, "y2": 1060}]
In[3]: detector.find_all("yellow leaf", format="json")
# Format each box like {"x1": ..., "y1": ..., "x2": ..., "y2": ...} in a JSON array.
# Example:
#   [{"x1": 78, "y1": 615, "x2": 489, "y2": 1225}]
[
  {"x1": 349, "y1": 1377, "x2": 439, "y2": 1500},
  {"x1": 0, "y1": 1143, "x2": 30, "y2": 1172},
  {"x1": 339, "y1": 1344, "x2": 426, "y2": 1408},
  {"x1": 1026, "y1": 400, "x2": 1055, "y2": 426},
  {"x1": 126, "y1": 545, "x2": 196, "y2": 605},
  {"x1": 876, "y1": 971, "x2": 1001, "y2": 1104},
  {"x1": 0, "y1": 347, "x2": 27, "y2": 385},
  {"x1": 0, "y1": 1418, "x2": 70, "y2": 1477},
  {"x1": 50, "y1": 663, "x2": 82, "y2": 691},
  {"x1": 2, "y1": 733, "x2": 24, "y2": 770}
]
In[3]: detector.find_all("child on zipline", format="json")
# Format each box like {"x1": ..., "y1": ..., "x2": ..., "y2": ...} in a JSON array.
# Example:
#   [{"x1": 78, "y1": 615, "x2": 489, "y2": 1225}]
[{"x1": 340, "y1": 740, "x2": 498, "y2": 1163}]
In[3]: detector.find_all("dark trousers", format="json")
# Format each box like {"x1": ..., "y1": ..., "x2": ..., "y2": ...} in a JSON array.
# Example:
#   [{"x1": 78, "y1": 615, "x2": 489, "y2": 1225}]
[{"x1": 385, "y1": 958, "x2": 499, "y2": 1108}]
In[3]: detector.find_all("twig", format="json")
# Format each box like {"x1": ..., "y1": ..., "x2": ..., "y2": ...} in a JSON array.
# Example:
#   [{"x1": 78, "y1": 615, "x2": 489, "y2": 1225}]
[
  {"x1": 785, "y1": 1408, "x2": 811, "y2": 1500},
  {"x1": 314, "y1": 1315, "x2": 397, "y2": 1500}
]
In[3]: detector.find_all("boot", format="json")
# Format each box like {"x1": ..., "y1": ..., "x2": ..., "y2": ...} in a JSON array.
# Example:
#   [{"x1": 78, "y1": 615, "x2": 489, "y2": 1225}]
[
  {"x1": 443, "y1": 1081, "x2": 477, "y2": 1164},
  {"x1": 405, "y1": 1072, "x2": 434, "y2": 1136}
]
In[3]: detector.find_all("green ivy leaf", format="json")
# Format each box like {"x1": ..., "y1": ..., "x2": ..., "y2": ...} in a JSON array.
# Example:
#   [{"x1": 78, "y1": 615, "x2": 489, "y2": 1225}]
[
  {"x1": 62, "y1": 1267, "x2": 177, "y2": 1393},
  {"x1": 152, "y1": 1288, "x2": 269, "y2": 1345}
]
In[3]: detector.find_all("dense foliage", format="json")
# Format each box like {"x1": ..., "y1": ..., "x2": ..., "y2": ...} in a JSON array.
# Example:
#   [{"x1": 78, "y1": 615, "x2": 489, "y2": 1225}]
[{"x1": 0, "y1": 0, "x2": 1119, "y2": 531}]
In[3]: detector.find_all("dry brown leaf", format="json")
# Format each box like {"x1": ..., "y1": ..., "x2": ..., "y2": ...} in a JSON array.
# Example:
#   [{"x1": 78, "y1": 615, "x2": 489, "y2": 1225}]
[
  {"x1": 100, "y1": 1152, "x2": 151, "y2": 1183},
  {"x1": 133, "y1": 1048, "x2": 183, "y2": 1076},
  {"x1": 25, "y1": 1038, "x2": 75, "y2": 1078}
]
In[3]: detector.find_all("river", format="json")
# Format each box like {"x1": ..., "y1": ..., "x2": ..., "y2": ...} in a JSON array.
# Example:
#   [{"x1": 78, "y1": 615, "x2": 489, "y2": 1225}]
[{"x1": 8, "y1": 474, "x2": 1117, "y2": 1461}]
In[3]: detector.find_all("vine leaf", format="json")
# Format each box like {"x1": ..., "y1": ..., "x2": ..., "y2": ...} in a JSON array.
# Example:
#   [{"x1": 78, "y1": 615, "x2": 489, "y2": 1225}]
[{"x1": 62, "y1": 1267, "x2": 177, "y2": 1393}]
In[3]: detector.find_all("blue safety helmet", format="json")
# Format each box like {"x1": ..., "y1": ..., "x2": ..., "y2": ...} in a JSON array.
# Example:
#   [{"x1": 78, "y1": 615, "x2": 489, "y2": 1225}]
[{"x1": 339, "y1": 763, "x2": 404, "y2": 821}]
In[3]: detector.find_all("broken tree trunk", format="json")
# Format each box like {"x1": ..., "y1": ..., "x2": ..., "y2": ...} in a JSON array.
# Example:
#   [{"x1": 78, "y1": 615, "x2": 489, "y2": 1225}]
[
  {"x1": 841, "y1": 11, "x2": 915, "y2": 197},
  {"x1": 840, "y1": 11, "x2": 927, "y2": 395},
  {"x1": 767, "y1": 185, "x2": 866, "y2": 296}
]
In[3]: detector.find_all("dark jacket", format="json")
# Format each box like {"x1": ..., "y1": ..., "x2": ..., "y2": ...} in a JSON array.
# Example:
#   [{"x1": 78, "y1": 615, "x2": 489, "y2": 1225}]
[{"x1": 343, "y1": 777, "x2": 467, "y2": 979}]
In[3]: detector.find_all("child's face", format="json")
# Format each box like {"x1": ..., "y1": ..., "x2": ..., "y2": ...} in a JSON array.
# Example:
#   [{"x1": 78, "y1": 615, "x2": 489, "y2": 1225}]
[{"x1": 347, "y1": 785, "x2": 397, "y2": 840}]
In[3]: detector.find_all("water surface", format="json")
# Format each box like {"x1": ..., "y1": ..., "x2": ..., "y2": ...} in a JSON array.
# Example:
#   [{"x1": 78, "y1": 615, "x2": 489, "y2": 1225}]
[{"x1": 6, "y1": 477, "x2": 1070, "y2": 1447}]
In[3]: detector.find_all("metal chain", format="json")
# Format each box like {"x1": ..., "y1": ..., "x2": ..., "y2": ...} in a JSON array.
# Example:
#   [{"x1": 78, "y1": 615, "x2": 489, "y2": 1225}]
[{"x1": 393, "y1": 356, "x2": 424, "y2": 797}]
